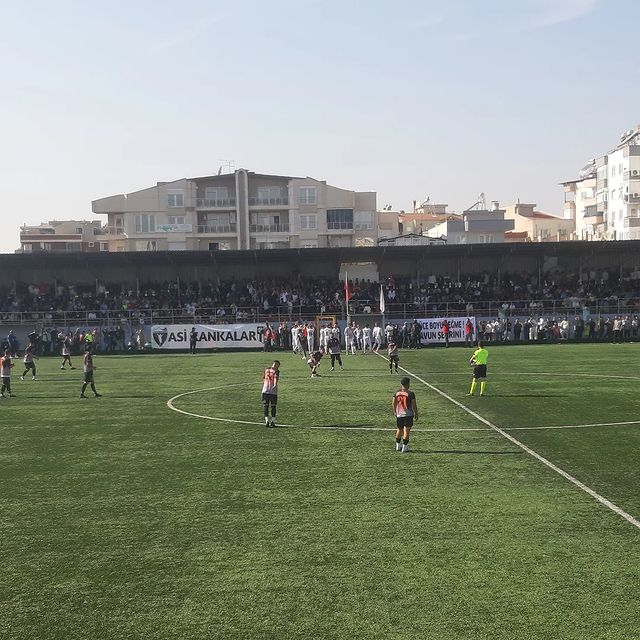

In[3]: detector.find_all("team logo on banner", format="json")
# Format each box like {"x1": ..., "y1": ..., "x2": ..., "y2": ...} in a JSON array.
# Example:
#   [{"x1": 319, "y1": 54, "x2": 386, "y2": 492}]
[{"x1": 152, "y1": 326, "x2": 168, "y2": 347}]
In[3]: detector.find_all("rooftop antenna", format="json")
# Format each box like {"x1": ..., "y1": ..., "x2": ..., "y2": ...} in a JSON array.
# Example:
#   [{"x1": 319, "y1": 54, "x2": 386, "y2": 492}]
[{"x1": 218, "y1": 159, "x2": 236, "y2": 173}]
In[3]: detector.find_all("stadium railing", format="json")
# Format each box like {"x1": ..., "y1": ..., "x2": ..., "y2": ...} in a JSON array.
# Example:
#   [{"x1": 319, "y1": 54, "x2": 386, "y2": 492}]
[{"x1": 1, "y1": 298, "x2": 639, "y2": 326}]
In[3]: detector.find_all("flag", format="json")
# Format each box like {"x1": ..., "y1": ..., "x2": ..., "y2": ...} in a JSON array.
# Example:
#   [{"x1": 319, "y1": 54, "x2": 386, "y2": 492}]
[
  {"x1": 379, "y1": 284, "x2": 386, "y2": 314},
  {"x1": 344, "y1": 272, "x2": 350, "y2": 303}
]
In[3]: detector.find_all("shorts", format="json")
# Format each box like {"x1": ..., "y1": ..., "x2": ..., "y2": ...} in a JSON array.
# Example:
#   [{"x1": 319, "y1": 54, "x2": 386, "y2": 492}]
[
  {"x1": 389, "y1": 355, "x2": 399, "y2": 363},
  {"x1": 262, "y1": 393, "x2": 277, "y2": 406},
  {"x1": 396, "y1": 416, "x2": 414, "y2": 428},
  {"x1": 307, "y1": 359, "x2": 318, "y2": 368},
  {"x1": 24, "y1": 362, "x2": 35, "y2": 370},
  {"x1": 84, "y1": 371, "x2": 94, "y2": 383},
  {"x1": 473, "y1": 365, "x2": 487, "y2": 379}
]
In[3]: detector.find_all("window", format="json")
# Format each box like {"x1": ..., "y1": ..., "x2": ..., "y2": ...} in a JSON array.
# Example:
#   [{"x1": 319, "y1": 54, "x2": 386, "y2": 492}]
[
  {"x1": 300, "y1": 214, "x2": 317, "y2": 230},
  {"x1": 76, "y1": 227, "x2": 83, "y2": 234},
  {"x1": 258, "y1": 187, "x2": 281, "y2": 200},
  {"x1": 354, "y1": 212, "x2": 374, "y2": 230},
  {"x1": 135, "y1": 214, "x2": 156, "y2": 233},
  {"x1": 327, "y1": 209, "x2": 353, "y2": 230},
  {"x1": 136, "y1": 240, "x2": 158, "y2": 251},
  {"x1": 168, "y1": 215, "x2": 185, "y2": 225},
  {"x1": 299, "y1": 186, "x2": 317, "y2": 205},
  {"x1": 167, "y1": 190, "x2": 184, "y2": 207},
  {"x1": 205, "y1": 187, "x2": 228, "y2": 200},
  {"x1": 100, "y1": 242, "x2": 109, "y2": 251},
  {"x1": 93, "y1": 227, "x2": 101, "y2": 235}
]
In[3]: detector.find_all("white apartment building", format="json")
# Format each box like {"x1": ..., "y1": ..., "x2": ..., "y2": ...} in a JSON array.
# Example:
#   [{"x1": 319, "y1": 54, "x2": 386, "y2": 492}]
[
  {"x1": 563, "y1": 126, "x2": 640, "y2": 240},
  {"x1": 425, "y1": 203, "x2": 515, "y2": 244},
  {"x1": 92, "y1": 169, "x2": 392, "y2": 251},
  {"x1": 19, "y1": 220, "x2": 107, "y2": 253}
]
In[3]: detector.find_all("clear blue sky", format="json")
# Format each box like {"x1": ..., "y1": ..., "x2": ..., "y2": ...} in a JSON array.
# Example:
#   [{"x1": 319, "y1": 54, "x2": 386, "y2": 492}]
[{"x1": 1, "y1": 0, "x2": 638, "y2": 252}]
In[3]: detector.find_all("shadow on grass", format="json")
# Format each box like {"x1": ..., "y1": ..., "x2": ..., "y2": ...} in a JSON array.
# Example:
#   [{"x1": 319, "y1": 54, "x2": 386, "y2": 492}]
[
  {"x1": 411, "y1": 450, "x2": 524, "y2": 455},
  {"x1": 479, "y1": 394, "x2": 569, "y2": 398}
]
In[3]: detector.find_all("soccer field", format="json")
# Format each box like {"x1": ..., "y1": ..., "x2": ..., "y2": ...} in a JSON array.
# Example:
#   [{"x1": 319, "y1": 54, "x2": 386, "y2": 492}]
[{"x1": 2, "y1": 344, "x2": 639, "y2": 640}]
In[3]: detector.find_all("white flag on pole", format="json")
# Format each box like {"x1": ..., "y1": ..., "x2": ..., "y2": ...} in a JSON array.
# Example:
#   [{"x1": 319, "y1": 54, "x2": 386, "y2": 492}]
[{"x1": 379, "y1": 284, "x2": 386, "y2": 314}]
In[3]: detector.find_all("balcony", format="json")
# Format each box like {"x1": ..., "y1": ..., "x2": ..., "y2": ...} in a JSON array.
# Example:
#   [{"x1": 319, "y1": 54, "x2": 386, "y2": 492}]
[
  {"x1": 197, "y1": 224, "x2": 237, "y2": 234},
  {"x1": 624, "y1": 217, "x2": 640, "y2": 228},
  {"x1": 196, "y1": 198, "x2": 236, "y2": 208},
  {"x1": 596, "y1": 178, "x2": 608, "y2": 190},
  {"x1": 249, "y1": 223, "x2": 290, "y2": 233},
  {"x1": 248, "y1": 197, "x2": 289, "y2": 207},
  {"x1": 624, "y1": 195, "x2": 640, "y2": 204},
  {"x1": 623, "y1": 170, "x2": 640, "y2": 181}
]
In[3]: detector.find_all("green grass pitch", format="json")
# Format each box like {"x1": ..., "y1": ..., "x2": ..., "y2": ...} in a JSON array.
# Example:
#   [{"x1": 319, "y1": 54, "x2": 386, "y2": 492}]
[{"x1": 1, "y1": 344, "x2": 639, "y2": 640}]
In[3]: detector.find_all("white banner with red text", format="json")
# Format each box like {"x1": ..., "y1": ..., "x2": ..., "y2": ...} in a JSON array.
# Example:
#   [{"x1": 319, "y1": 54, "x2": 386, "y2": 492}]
[
  {"x1": 415, "y1": 317, "x2": 476, "y2": 345},
  {"x1": 151, "y1": 324, "x2": 265, "y2": 350}
]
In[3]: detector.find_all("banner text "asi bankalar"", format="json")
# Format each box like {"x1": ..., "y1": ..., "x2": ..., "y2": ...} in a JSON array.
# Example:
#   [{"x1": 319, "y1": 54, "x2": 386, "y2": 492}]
[{"x1": 151, "y1": 324, "x2": 265, "y2": 349}]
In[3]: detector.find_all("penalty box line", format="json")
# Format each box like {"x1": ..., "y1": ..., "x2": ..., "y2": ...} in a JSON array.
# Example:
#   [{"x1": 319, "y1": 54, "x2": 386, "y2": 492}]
[{"x1": 375, "y1": 353, "x2": 640, "y2": 532}]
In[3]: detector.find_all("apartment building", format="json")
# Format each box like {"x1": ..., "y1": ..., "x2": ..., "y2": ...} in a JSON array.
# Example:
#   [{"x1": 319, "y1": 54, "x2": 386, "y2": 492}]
[
  {"x1": 563, "y1": 126, "x2": 640, "y2": 240},
  {"x1": 425, "y1": 203, "x2": 515, "y2": 244},
  {"x1": 92, "y1": 169, "x2": 389, "y2": 251},
  {"x1": 503, "y1": 202, "x2": 575, "y2": 242},
  {"x1": 19, "y1": 220, "x2": 107, "y2": 253}
]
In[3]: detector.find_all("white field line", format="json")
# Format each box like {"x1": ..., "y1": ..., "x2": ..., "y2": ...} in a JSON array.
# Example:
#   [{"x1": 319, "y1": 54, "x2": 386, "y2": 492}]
[
  {"x1": 376, "y1": 353, "x2": 640, "y2": 532},
  {"x1": 166, "y1": 385, "x2": 491, "y2": 432}
]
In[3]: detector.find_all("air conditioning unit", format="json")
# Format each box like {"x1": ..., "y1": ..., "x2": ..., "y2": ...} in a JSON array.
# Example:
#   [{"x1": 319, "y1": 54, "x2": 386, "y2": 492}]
[
  {"x1": 633, "y1": 170, "x2": 639, "y2": 176},
  {"x1": 88, "y1": 242, "x2": 94, "y2": 247}
]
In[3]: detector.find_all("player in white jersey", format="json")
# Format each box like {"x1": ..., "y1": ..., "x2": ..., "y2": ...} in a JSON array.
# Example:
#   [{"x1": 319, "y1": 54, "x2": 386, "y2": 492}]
[
  {"x1": 362, "y1": 325, "x2": 373, "y2": 353},
  {"x1": 321, "y1": 325, "x2": 330, "y2": 350},
  {"x1": 291, "y1": 324, "x2": 303, "y2": 357},
  {"x1": 372, "y1": 323, "x2": 383, "y2": 353},
  {"x1": 385, "y1": 323, "x2": 394, "y2": 344},
  {"x1": 344, "y1": 325, "x2": 356, "y2": 355},
  {"x1": 306, "y1": 323, "x2": 315, "y2": 352},
  {"x1": 354, "y1": 325, "x2": 363, "y2": 351}
]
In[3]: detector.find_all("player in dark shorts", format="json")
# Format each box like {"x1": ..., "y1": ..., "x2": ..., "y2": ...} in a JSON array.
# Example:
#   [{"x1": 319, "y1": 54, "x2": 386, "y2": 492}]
[
  {"x1": 189, "y1": 327, "x2": 198, "y2": 354},
  {"x1": 80, "y1": 348, "x2": 102, "y2": 398},
  {"x1": 307, "y1": 349, "x2": 324, "y2": 378},
  {"x1": 393, "y1": 377, "x2": 418, "y2": 453},
  {"x1": 327, "y1": 336, "x2": 343, "y2": 371},
  {"x1": 467, "y1": 341, "x2": 489, "y2": 397},
  {"x1": 21, "y1": 342, "x2": 38, "y2": 380},
  {"x1": 387, "y1": 341, "x2": 399, "y2": 374},
  {"x1": 261, "y1": 360, "x2": 281, "y2": 427}
]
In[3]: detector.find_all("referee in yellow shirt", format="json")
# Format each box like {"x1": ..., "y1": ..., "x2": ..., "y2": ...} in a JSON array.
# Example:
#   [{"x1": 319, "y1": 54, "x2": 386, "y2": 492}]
[{"x1": 467, "y1": 341, "x2": 489, "y2": 397}]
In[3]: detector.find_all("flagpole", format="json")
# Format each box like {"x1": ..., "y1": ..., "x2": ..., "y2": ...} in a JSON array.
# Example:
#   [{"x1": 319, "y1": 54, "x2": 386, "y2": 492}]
[{"x1": 345, "y1": 270, "x2": 351, "y2": 327}]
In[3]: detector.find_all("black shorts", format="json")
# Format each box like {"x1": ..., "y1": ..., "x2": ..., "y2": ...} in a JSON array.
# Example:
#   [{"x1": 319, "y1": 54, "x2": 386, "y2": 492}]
[
  {"x1": 24, "y1": 362, "x2": 35, "y2": 370},
  {"x1": 473, "y1": 365, "x2": 487, "y2": 379},
  {"x1": 389, "y1": 355, "x2": 399, "y2": 363},
  {"x1": 84, "y1": 371, "x2": 94, "y2": 383},
  {"x1": 262, "y1": 393, "x2": 277, "y2": 406},
  {"x1": 396, "y1": 416, "x2": 414, "y2": 428}
]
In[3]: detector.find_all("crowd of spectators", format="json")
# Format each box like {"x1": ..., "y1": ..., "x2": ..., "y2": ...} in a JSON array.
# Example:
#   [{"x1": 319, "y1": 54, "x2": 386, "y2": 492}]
[{"x1": 2, "y1": 269, "x2": 640, "y2": 324}]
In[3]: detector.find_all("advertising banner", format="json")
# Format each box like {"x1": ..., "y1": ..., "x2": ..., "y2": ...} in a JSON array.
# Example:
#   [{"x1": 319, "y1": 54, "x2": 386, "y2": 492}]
[
  {"x1": 151, "y1": 324, "x2": 265, "y2": 350},
  {"x1": 415, "y1": 317, "x2": 476, "y2": 345}
]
